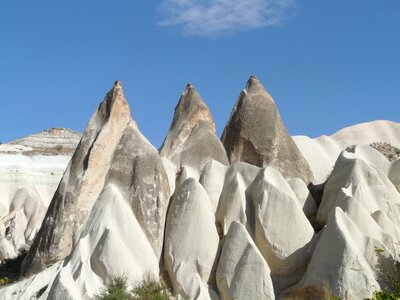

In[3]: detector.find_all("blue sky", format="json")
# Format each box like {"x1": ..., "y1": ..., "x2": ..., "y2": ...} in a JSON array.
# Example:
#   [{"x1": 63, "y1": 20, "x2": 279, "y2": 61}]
[{"x1": 1, "y1": 0, "x2": 399, "y2": 147}]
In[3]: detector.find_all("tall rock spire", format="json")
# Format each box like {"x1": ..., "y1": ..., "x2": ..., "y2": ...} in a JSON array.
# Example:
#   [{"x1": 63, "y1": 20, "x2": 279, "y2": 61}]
[
  {"x1": 21, "y1": 81, "x2": 132, "y2": 275},
  {"x1": 21, "y1": 81, "x2": 170, "y2": 276},
  {"x1": 221, "y1": 76, "x2": 313, "y2": 183},
  {"x1": 160, "y1": 83, "x2": 228, "y2": 171}
]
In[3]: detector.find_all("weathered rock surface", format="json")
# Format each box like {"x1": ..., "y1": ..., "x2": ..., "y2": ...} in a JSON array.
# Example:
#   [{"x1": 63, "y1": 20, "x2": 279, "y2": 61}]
[
  {"x1": 317, "y1": 149, "x2": 400, "y2": 226},
  {"x1": 287, "y1": 177, "x2": 318, "y2": 219},
  {"x1": 216, "y1": 221, "x2": 274, "y2": 300},
  {"x1": 160, "y1": 83, "x2": 229, "y2": 172},
  {"x1": 0, "y1": 129, "x2": 80, "y2": 261},
  {"x1": 5, "y1": 128, "x2": 80, "y2": 156},
  {"x1": 215, "y1": 162, "x2": 259, "y2": 236},
  {"x1": 221, "y1": 76, "x2": 313, "y2": 183},
  {"x1": 21, "y1": 81, "x2": 132, "y2": 276},
  {"x1": 293, "y1": 120, "x2": 400, "y2": 183},
  {"x1": 199, "y1": 160, "x2": 228, "y2": 212},
  {"x1": 164, "y1": 178, "x2": 219, "y2": 299},
  {"x1": 389, "y1": 158, "x2": 400, "y2": 193},
  {"x1": 21, "y1": 81, "x2": 170, "y2": 278},
  {"x1": 246, "y1": 167, "x2": 315, "y2": 292},
  {"x1": 301, "y1": 207, "x2": 381, "y2": 299},
  {"x1": 300, "y1": 146, "x2": 400, "y2": 299}
]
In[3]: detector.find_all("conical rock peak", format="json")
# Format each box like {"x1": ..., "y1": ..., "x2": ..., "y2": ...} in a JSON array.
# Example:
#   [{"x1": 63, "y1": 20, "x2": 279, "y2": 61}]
[
  {"x1": 160, "y1": 83, "x2": 228, "y2": 171},
  {"x1": 22, "y1": 81, "x2": 133, "y2": 275},
  {"x1": 221, "y1": 76, "x2": 313, "y2": 183}
]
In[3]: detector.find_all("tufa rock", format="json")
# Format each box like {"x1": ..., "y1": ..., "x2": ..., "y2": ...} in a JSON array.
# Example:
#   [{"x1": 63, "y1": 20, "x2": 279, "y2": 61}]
[
  {"x1": 21, "y1": 81, "x2": 170, "y2": 276},
  {"x1": 160, "y1": 83, "x2": 229, "y2": 172},
  {"x1": 221, "y1": 76, "x2": 313, "y2": 183}
]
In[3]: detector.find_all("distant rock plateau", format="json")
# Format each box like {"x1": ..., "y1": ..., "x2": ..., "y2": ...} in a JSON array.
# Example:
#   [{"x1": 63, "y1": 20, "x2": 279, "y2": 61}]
[{"x1": 0, "y1": 78, "x2": 399, "y2": 299}]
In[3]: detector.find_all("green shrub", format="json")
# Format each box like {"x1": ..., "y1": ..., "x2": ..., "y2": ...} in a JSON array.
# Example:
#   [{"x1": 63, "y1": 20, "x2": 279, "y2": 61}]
[
  {"x1": 95, "y1": 277, "x2": 134, "y2": 300},
  {"x1": 95, "y1": 277, "x2": 169, "y2": 300},
  {"x1": 132, "y1": 279, "x2": 169, "y2": 300},
  {"x1": 0, "y1": 277, "x2": 12, "y2": 286},
  {"x1": 369, "y1": 247, "x2": 400, "y2": 300}
]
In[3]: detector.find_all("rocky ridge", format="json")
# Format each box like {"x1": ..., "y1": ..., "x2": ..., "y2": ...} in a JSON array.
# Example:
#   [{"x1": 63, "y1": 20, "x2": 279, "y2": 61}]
[
  {"x1": 0, "y1": 78, "x2": 399, "y2": 300},
  {"x1": 0, "y1": 128, "x2": 80, "y2": 263}
]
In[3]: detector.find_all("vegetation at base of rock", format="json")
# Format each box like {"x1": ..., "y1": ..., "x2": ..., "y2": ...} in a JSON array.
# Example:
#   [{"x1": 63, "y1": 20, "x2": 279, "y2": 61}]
[
  {"x1": 132, "y1": 278, "x2": 169, "y2": 300},
  {"x1": 368, "y1": 247, "x2": 400, "y2": 300},
  {"x1": 283, "y1": 284, "x2": 341, "y2": 300},
  {"x1": 95, "y1": 277, "x2": 169, "y2": 300},
  {"x1": 0, "y1": 277, "x2": 13, "y2": 286},
  {"x1": 0, "y1": 251, "x2": 27, "y2": 285}
]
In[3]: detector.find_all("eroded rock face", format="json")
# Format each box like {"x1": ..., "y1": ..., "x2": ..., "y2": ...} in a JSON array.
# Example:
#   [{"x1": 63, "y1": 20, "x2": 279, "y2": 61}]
[
  {"x1": 0, "y1": 129, "x2": 80, "y2": 261},
  {"x1": 216, "y1": 221, "x2": 274, "y2": 300},
  {"x1": 21, "y1": 81, "x2": 170, "y2": 276},
  {"x1": 221, "y1": 76, "x2": 313, "y2": 183},
  {"x1": 22, "y1": 81, "x2": 132, "y2": 276},
  {"x1": 246, "y1": 167, "x2": 315, "y2": 293},
  {"x1": 160, "y1": 83, "x2": 229, "y2": 172},
  {"x1": 301, "y1": 207, "x2": 381, "y2": 299},
  {"x1": 164, "y1": 178, "x2": 219, "y2": 299},
  {"x1": 105, "y1": 123, "x2": 170, "y2": 258}
]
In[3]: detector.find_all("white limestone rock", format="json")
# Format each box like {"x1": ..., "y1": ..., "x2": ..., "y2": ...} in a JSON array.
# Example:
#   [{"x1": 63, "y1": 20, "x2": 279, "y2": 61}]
[
  {"x1": 164, "y1": 178, "x2": 219, "y2": 299},
  {"x1": 246, "y1": 167, "x2": 315, "y2": 292},
  {"x1": 22, "y1": 81, "x2": 170, "y2": 278},
  {"x1": 317, "y1": 151, "x2": 400, "y2": 226},
  {"x1": 0, "y1": 130, "x2": 79, "y2": 260},
  {"x1": 0, "y1": 183, "x2": 160, "y2": 299},
  {"x1": 301, "y1": 207, "x2": 381, "y2": 299},
  {"x1": 199, "y1": 160, "x2": 228, "y2": 212},
  {"x1": 215, "y1": 162, "x2": 260, "y2": 236},
  {"x1": 293, "y1": 120, "x2": 400, "y2": 183},
  {"x1": 161, "y1": 157, "x2": 178, "y2": 195},
  {"x1": 389, "y1": 158, "x2": 400, "y2": 193},
  {"x1": 288, "y1": 177, "x2": 318, "y2": 218},
  {"x1": 21, "y1": 81, "x2": 132, "y2": 276},
  {"x1": 216, "y1": 221, "x2": 274, "y2": 300}
]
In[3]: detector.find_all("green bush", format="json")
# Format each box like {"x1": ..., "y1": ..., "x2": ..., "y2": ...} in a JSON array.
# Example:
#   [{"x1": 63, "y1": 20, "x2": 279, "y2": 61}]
[
  {"x1": 95, "y1": 277, "x2": 169, "y2": 300},
  {"x1": 0, "y1": 277, "x2": 13, "y2": 286},
  {"x1": 95, "y1": 277, "x2": 134, "y2": 300},
  {"x1": 369, "y1": 247, "x2": 400, "y2": 300},
  {"x1": 132, "y1": 279, "x2": 169, "y2": 300}
]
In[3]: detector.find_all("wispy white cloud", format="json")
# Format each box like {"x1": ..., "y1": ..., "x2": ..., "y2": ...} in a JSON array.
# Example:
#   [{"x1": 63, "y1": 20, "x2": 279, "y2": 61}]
[{"x1": 158, "y1": 0, "x2": 297, "y2": 38}]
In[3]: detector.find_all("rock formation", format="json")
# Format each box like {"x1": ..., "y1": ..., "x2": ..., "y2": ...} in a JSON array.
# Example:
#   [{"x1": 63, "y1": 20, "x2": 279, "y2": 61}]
[
  {"x1": 293, "y1": 120, "x2": 400, "y2": 183},
  {"x1": 221, "y1": 76, "x2": 313, "y2": 183},
  {"x1": 0, "y1": 128, "x2": 80, "y2": 261},
  {"x1": 164, "y1": 178, "x2": 219, "y2": 299},
  {"x1": 0, "y1": 78, "x2": 399, "y2": 300},
  {"x1": 160, "y1": 83, "x2": 229, "y2": 172},
  {"x1": 216, "y1": 221, "x2": 274, "y2": 300},
  {"x1": 21, "y1": 81, "x2": 170, "y2": 277}
]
